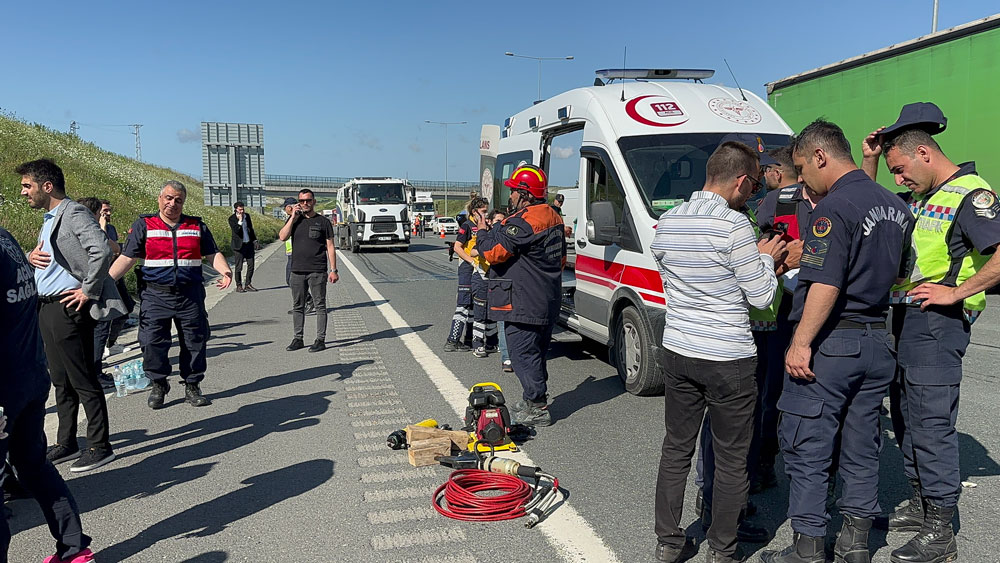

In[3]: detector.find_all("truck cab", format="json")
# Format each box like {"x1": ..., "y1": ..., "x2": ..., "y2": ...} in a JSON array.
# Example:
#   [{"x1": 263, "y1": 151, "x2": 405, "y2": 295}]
[
  {"x1": 408, "y1": 190, "x2": 435, "y2": 231},
  {"x1": 336, "y1": 177, "x2": 412, "y2": 253},
  {"x1": 488, "y1": 69, "x2": 793, "y2": 395}
]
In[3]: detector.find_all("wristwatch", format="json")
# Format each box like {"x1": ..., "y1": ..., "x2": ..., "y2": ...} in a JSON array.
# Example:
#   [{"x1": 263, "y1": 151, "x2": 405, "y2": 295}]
[{"x1": 332, "y1": 268, "x2": 338, "y2": 274}]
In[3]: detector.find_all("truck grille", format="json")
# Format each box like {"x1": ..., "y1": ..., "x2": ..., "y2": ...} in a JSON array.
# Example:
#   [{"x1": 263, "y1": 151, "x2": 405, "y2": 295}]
[{"x1": 370, "y1": 216, "x2": 396, "y2": 233}]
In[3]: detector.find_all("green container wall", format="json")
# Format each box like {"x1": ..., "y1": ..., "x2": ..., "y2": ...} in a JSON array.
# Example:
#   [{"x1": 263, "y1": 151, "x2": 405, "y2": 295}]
[{"x1": 768, "y1": 26, "x2": 1000, "y2": 192}]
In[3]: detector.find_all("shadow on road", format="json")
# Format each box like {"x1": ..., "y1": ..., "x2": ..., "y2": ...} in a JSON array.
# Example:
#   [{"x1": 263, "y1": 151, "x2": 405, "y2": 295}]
[
  {"x1": 99, "y1": 459, "x2": 335, "y2": 561},
  {"x1": 329, "y1": 325, "x2": 431, "y2": 346},
  {"x1": 182, "y1": 551, "x2": 229, "y2": 562}
]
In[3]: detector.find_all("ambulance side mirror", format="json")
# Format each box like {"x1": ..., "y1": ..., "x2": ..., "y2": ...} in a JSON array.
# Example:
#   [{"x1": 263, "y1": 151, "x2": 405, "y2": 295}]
[{"x1": 588, "y1": 201, "x2": 619, "y2": 246}]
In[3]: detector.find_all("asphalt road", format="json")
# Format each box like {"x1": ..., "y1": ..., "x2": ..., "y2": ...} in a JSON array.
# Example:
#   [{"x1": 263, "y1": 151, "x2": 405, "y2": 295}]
[{"x1": 7, "y1": 238, "x2": 1000, "y2": 562}]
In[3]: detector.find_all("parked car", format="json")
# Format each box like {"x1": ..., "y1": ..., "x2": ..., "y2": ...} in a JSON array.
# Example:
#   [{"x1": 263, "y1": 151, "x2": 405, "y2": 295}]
[{"x1": 433, "y1": 216, "x2": 459, "y2": 235}]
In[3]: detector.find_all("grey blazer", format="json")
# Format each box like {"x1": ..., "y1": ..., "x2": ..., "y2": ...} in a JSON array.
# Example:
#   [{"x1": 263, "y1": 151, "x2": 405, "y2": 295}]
[{"x1": 48, "y1": 198, "x2": 127, "y2": 321}]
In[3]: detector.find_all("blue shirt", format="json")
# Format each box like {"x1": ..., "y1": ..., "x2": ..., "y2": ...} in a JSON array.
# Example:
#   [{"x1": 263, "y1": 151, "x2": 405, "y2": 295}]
[
  {"x1": 35, "y1": 201, "x2": 82, "y2": 297},
  {"x1": 791, "y1": 170, "x2": 914, "y2": 324}
]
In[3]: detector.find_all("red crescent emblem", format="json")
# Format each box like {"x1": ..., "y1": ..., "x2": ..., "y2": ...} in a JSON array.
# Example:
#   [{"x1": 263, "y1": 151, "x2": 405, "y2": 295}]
[{"x1": 625, "y1": 95, "x2": 689, "y2": 128}]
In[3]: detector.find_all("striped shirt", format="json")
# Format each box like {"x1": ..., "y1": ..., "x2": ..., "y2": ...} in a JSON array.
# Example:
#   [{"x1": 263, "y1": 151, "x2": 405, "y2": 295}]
[{"x1": 651, "y1": 191, "x2": 778, "y2": 361}]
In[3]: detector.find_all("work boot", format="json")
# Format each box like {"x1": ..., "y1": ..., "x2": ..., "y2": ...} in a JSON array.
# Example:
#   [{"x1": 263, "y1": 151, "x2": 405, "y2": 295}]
[
  {"x1": 834, "y1": 515, "x2": 872, "y2": 563},
  {"x1": 443, "y1": 340, "x2": 470, "y2": 352},
  {"x1": 184, "y1": 383, "x2": 212, "y2": 407},
  {"x1": 510, "y1": 400, "x2": 552, "y2": 427},
  {"x1": 887, "y1": 478, "x2": 924, "y2": 532},
  {"x1": 707, "y1": 549, "x2": 743, "y2": 563},
  {"x1": 148, "y1": 379, "x2": 169, "y2": 409},
  {"x1": 308, "y1": 339, "x2": 326, "y2": 353},
  {"x1": 286, "y1": 338, "x2": 305, "y2": 351},
  {"x1": 889, "y1": 503, "x2": 957, "y2": 563},
  {"x1": 759, "y1": 532, "x2": 826, "y2": 563},
  {"x1": 656, "y1": 543, "x2": 683, "y2": 562}
]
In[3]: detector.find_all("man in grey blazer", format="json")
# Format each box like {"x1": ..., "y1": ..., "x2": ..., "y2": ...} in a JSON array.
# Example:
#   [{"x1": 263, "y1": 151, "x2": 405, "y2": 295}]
[{"x1": 19, "y1": 159, "x2": 124, "y2": 474}]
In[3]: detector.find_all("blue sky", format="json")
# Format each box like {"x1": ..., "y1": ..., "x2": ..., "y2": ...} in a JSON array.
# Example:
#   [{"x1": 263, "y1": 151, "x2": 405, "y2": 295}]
[{"x1": 2, "y1": 1, "x2": 996, "y2": 186}]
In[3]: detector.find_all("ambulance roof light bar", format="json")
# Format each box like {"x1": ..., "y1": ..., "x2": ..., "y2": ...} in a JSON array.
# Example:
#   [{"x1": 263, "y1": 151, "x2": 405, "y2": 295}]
[{"x1": 595, "y1": 68, "x2": 716, "y2": 83}]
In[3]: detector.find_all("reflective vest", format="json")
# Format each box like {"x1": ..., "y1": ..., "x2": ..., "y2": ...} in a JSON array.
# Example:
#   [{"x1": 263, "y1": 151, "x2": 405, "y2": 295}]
[
  {"x1": 890, "y1": 174, "x2": 994, "y2": 324},
  {"x1": 285, "y1": 239, "x2": 293, "y2": 255},
  {"x1": 139, "y1": 214, "x2": 205, "y2": 286},
  {"x1": 465, "y1": 230, "x2": 490, "y2": 273},
  {"x1": 745, "y1": 205, "x2": 783, "y2": 331}
]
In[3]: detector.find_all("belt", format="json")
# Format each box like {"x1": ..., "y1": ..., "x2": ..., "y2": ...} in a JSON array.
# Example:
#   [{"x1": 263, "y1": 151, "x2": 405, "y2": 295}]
[
  {"x1": 38, "y1": 294, "x2": 63, "y2": 304},
  {"x1": 144, "y1": 282, "x2": 191, "y2": 294},
  {"x1": 835, "y1": 320, "x2": 886, "y2": 330}
]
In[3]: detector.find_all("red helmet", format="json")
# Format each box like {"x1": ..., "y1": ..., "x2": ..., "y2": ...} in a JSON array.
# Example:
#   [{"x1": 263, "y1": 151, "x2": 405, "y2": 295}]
[{"x1": 503, "y1": 165, "x2": 548, "y2": 199}]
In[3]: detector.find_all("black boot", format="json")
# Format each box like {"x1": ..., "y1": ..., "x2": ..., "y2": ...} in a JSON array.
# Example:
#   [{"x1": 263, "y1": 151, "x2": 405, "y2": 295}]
[
  {"x1": 148, "y1": 379, "x2": 169, "y2": 409},
  {"x1": 759, "y1": 532, "x2": 826, "y2": 563},
  {"x1": 834, "y1": 515, "x2": 872, "y2": 563},
  {"x1": 185, "y1": 383, "x2": 212, "y2": 407},
  {"x1": 888, "y1": 478, "x2": 924, "y2": 532},
  {"x1": 889, "y1": 503, "x2": 957, "y2": 563}
]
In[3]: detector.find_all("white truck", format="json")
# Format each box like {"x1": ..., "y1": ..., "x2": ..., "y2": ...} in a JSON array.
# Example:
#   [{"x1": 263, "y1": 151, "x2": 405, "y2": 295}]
[
  {"x1": 485, "y1": 68, "x2": 793, "y2": 395},
  {"x1": 408, "y1": 190, "x2": 435, "y2": 230},
  {"x1": 335, "y1": 177, "x2": 411, "y2": 253}
]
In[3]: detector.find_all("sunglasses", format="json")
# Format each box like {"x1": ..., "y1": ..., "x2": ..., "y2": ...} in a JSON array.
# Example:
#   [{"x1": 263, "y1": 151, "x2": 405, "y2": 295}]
[
  {"x1": 298, "y1": 198, "x2": 314, "y2": 203},
  {"x1": 741, "y1": 174, "x2": 765, "y2": 195}
]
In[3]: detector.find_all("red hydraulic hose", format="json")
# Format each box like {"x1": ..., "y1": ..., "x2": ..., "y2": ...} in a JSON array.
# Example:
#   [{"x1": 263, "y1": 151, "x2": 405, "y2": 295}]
[{"x1": 433, "y1": 469, "x2": 533, "y2": 521}]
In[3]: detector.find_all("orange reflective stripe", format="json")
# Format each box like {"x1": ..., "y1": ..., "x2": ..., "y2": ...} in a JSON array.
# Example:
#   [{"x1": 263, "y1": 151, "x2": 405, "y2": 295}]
[{"x1": 483, "y1": 243, "x2": 514, "y2": 264}]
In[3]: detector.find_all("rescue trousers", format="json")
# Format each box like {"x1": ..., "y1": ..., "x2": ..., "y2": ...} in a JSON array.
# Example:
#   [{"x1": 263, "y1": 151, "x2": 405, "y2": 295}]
[
  {"x1": 504, "y1": 321, "x2": 555, "y2": 404},
  {"x1": 234, "y1": 244, "x2": 255, "y2": 287},
  {"x1": 0, "y1": 389, "x2": 90, "y2": 562},
  {"x1": 890, "y1": 304, "x2": 968, "y2": 508},
  {"x1": 778, "y1": 325, "x2": 895, "y2": 537},
  {"x1": 38, "y1": 300, "x2": 111, "y2": 450},
  {"x1": 139, "y1": 285, "x2": 210, "y2": 384},
  {"x1": 447, "y1": 262, "x2": 473, "y2": 345},
  {"x1": 656, "y1": 348, "x2": 756, "y2": 558},
  {"x1": 471, "y1": 270, "x2": 498, "y2": 350},
  {"x1": 290, "y1": 272, "x2": 328, "y2": 341}
]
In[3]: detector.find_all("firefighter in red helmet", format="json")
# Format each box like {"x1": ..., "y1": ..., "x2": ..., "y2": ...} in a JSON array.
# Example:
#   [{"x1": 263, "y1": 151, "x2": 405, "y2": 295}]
[{"x1": 475, "y1": 164, "x2": 566, "y2": 427}]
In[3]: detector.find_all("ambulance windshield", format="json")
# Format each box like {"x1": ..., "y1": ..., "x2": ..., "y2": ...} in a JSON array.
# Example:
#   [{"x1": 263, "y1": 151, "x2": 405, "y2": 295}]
[
  {"x1": 358, "y1": 184, "x2": 407, "y2": 204},
  {"x1": 618, "y1": 133, "x2": 792, "y2": 218}
]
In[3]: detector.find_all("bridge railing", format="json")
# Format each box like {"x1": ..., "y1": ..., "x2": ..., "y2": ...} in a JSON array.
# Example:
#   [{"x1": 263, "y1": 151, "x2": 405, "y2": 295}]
[{"x1": 264, "y1": 174, "x2": 478, "y2": 192}]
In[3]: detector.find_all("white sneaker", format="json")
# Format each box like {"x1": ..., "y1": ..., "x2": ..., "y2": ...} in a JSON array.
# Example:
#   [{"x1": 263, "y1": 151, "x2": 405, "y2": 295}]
[{"x1": 103, "y1": 346, "x2": 111, "y2": 359}]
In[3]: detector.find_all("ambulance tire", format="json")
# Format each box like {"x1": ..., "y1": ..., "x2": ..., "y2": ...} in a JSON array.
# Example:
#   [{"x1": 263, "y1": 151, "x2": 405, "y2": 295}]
[{"x1": 613, "y1": 305, "x2": 663, "y2": 396}]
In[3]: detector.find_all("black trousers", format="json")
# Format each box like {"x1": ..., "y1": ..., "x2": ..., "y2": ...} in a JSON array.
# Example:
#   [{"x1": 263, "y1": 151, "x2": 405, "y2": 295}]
[
  {"x1": 0, "y1": 392, "x2": 91, "y2": 562},
  {"x1": 505, "y1": 321, "x2": 554, "y2": 403},
  {"x1": 234, "y1": 244, "x2": 255, "y2": 286},
  {"x1": 655, "y1": 348, "x2": 756, "y2": 557},
  {"x1": 38, "y1": 301, "x2": 111, "y2": 450}
]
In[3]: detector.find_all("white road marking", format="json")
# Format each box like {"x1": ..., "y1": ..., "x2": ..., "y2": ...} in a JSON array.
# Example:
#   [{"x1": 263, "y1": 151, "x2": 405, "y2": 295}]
[
  {"x1": 367, "y1": 505, "x2": 438, "y2": 525},
  {"x1": 370, "y1": 527, "x2": 466, "y2": 550},
  {"x1": 360, "y1": 467, "x2": 439, "y2": 484},
  {"x1": 364, "y1": 486, "x2": 435, "y2": 503},
  {"x1": 340, "y1": 254, "x2": 623, "y2": 563}
]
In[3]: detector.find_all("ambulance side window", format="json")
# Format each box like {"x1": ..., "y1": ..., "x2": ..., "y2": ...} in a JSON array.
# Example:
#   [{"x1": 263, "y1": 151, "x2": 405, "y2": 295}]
[{"x1": 585, "y1": 156, "x2": 625, "y2": 224}]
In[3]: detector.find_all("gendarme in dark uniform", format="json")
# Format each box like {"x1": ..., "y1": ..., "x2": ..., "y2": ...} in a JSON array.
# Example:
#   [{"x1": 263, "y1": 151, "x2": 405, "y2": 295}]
[
  {"x1": 120, "y1": 197, "x2": 224, "y2": 408},
  {"x1": 763, "y1": 121, "x2": 914, "y2": 563}
]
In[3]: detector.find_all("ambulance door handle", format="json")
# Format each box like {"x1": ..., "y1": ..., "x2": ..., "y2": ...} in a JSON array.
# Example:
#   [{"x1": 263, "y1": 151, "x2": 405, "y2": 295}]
[{"x1": 577, "y1": 238, "x2": 587, "y2": 248}]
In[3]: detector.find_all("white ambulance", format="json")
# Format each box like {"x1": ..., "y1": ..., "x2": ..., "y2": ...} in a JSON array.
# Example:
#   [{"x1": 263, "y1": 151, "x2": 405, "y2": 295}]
[{"x1": 486, "y1": 69, "x2": 793, "y2": 395}]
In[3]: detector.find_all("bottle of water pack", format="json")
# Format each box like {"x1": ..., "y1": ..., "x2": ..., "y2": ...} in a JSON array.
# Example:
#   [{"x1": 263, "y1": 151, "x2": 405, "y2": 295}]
[
  {"x1": 122, "y1": 359, "x2": 150, "y2": 391},
  {"x1": 112, "y1": 366, "x2": 128, "y2": 397}
]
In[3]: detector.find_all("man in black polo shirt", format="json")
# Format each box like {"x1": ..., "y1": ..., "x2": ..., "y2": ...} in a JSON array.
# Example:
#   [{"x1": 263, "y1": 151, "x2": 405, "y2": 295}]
[{"x1": 279, "y1": 189, "x2": 339, "y2": 353}]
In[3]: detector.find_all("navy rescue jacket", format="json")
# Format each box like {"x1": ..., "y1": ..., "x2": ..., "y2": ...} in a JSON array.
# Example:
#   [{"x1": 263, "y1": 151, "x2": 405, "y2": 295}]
[{"x1": 477, "y1": 203, "x2": 566, "y2": 325}]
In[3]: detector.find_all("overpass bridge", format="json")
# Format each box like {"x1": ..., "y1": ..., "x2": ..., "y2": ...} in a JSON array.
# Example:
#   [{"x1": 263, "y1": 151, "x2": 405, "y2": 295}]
[{"x1": 262, "y1": 175, "x2": 480, "y2": 200}]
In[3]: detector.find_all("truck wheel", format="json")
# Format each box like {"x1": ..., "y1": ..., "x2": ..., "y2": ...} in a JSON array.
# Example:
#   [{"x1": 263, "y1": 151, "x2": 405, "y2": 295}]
[
  {"x1": 350, "y1": 233, "x2": 360, "y2": 254},
  {"x1": 613, "y1": 305, "x2": 663, "y2": 396}
]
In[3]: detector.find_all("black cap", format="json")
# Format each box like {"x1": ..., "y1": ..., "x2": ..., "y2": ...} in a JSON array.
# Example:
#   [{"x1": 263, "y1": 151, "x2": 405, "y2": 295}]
[
  {"x1": 879, "y1": 102, "x2": 947, "y2": 140},
  {"x1": 282, "y1": 197, "x2": 298, "y2": 207},
  {"x1": 719, "y1": 133, "x2": 780, "y2": 167}
]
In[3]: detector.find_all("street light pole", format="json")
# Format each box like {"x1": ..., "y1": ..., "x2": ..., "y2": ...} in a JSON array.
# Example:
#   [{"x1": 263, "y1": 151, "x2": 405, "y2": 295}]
[
  {"x1": 504, "y1": 52, "x2": 574, "y2": 103},
  {"x1": 425, "y1": 120, "x2": 467, "y2": 216}
]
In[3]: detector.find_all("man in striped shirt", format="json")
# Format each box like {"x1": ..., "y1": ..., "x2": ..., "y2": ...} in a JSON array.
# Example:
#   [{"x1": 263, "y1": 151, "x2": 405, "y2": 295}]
[{"x1": 652, "y1": 141, "x2": 787, "y2": 563}]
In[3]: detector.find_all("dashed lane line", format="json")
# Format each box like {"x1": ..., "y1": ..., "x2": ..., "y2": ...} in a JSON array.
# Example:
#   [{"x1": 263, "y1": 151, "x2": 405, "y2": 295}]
[{"x1": 339, "y1": 254, "x2": 622, "y2": 563}]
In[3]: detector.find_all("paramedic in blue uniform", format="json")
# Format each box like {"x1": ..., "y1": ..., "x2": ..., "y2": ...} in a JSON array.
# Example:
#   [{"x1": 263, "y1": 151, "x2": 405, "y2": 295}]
[
  {"x1": 109, "y1": 181, "x2": 233, "y2": 410},
  {"x1": 762, "y1": 120, "x2": 914, "y2": 563},
  {"x1": 477, "y1": 165, "x2": 565, "y2": 427},
  {"x1": 860, "y1": 102, "x2": 1000, "y2": 563}
]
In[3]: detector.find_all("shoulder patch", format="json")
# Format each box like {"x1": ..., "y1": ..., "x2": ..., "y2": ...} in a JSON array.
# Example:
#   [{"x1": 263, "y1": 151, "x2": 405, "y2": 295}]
[
  {"x1": 812, "y1": 216, "x2": 832, "y2": 238},
  {"x1": 506, "y1": 225, "x2": 520, "y2": 237},
  {"x1": 971, "y1": 190, "x2": 996, "y2": 209}
]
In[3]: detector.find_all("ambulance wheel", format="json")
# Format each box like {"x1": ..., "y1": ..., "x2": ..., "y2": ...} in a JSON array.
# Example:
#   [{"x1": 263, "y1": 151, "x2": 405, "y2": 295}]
[{"x1": 613, "y1": 305, "x2": 663, "y2": 396}]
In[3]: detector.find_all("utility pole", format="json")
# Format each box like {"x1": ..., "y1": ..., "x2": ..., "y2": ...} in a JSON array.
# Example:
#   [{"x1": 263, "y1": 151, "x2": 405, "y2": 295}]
[
  {"x1": 130, "y1": 124, "x2": 143, "y2": 161},
  {"x1": 932, "y1": 0, "x2": 939, "y2": 33},
  {"x1": 69, "y1": 121, "x2": 79, "y2": 136},
  {"x1": 425, "y1": 120, "x2": 466, "y2": 215}
]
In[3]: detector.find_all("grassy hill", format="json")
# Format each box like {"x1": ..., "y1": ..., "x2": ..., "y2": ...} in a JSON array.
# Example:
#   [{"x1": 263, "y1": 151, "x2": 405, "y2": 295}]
[{"x1": 0, "y1": 114, "x2": 282, "y2": 289}]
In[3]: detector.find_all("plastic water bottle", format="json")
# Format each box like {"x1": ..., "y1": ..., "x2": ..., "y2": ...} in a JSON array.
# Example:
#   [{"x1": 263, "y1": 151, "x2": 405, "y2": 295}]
[
  {"x1": 112, "y1": 366, "x2": 128, "y2": 397},
  {"x1": 132, "y1": 360, "x2": 150, "y2": 390}
]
